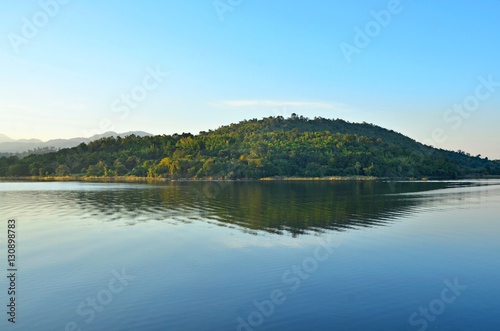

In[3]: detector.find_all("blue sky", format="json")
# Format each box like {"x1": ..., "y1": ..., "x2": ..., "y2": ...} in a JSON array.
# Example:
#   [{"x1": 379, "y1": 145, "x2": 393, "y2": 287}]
[{"x1": 1, "y1": 0, "x2": 499, "y2": 158}]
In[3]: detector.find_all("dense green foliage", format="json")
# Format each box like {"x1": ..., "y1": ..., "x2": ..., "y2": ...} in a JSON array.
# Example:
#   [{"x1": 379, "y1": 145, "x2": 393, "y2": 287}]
[{"x1": 1, "y1": 116, "x2": 499, "y2": 179}]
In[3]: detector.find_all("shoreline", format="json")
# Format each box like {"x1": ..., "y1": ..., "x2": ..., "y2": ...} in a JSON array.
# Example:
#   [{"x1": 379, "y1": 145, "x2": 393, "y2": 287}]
[
  {"x1": 1, "y1": 175, "x2": 499, "y2": 184},
  {"x1": 0, "y1": 175, "x2": 378, "y2": 183}
]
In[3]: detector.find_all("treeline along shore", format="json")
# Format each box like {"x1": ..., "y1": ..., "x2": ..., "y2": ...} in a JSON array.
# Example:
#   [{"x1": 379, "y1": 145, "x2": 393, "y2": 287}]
[{"x1": 1, "y1": 116, "x2": 499, "y2": 180}]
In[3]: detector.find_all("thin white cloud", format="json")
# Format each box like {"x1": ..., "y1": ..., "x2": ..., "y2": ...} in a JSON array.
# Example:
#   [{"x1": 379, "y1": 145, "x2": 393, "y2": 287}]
[{"x1": 219, "y1": 99, "x2": 350, "y2": 110}]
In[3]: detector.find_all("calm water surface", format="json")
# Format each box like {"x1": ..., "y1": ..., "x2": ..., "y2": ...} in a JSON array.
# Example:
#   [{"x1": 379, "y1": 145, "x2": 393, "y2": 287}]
[{"x1": 0, "y1": 180, "x2": 499, "y2": 330}]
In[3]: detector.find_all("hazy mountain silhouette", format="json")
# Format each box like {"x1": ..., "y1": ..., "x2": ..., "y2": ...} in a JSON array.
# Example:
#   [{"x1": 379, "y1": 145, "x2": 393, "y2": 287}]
[{"x1": 0, "y1": 131, "x2": 152, "y2": 153}]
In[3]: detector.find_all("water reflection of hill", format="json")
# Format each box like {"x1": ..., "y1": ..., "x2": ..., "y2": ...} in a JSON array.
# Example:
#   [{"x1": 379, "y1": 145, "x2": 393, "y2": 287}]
[{"x1": 69, "y1": 181, "x2": 474, "y2": 236}]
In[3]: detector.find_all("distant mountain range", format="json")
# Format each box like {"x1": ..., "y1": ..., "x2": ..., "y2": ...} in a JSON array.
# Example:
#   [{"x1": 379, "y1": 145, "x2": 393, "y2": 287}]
[{"x1": 0, "y1": 131, "x2": 153, "y2": 154}]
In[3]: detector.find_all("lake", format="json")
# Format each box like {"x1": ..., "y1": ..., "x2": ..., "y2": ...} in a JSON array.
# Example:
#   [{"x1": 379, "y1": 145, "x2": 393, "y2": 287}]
[{"x1": 0, "y1": 180, "x2": 499, "y2": 330}]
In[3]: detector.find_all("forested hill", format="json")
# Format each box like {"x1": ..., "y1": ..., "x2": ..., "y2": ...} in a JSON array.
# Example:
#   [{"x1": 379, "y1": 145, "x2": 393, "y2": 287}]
[{"x1": 1, "y1": 116, "x2": 499, "y2": 179}]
